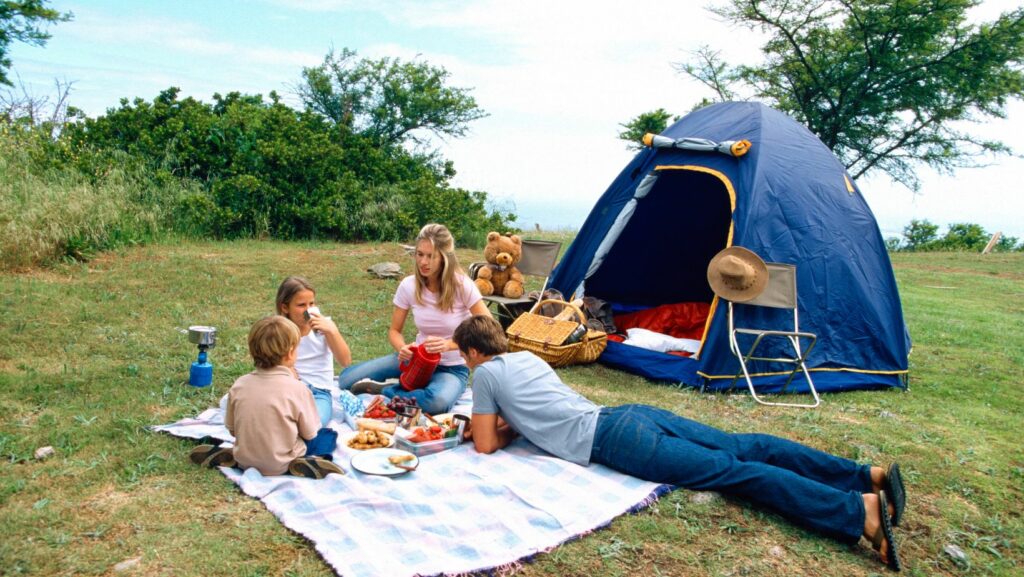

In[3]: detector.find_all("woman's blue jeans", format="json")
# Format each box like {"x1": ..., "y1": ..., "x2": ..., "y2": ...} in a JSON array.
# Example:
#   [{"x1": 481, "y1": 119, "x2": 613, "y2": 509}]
[
  {"x1": 590, "y1": 404, "x2": 871, "y2": 542},
  {"x1": 337, "y1": 353, "x2": 469, "y2": 415}
]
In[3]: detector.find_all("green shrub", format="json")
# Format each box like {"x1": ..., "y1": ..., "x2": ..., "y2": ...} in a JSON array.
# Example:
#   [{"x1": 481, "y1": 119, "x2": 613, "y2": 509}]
[
  {"x1": 897, "y1": 218, "x2": 1022, "y2": 253},
  {"x1": 0, "y1": 124, "x2": 196, "y2": 270},
  {"x1": 67, "y1": 88, "x2": 514, "y2": 247}
]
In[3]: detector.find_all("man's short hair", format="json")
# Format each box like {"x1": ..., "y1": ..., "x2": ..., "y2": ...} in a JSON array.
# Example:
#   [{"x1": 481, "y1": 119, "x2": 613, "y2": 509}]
[
  {"x1": 248, "y1": 315, "x2": 300, "y2": 369},
  {"x1": 453, "y1": 315, "x2": 508, "y2": 356}
]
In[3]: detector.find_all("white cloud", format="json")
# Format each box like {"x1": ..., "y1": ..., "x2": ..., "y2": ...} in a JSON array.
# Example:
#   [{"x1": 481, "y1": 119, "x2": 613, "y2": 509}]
[{"x1": 345, "y1": 2, "x2": 764, "y2": 215}]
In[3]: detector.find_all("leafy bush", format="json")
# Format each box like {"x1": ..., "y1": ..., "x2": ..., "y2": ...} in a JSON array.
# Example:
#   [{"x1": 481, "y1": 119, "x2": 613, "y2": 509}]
[
  {"x1": 4, "y1": 49, "x2": 513, "y2": 267},
  {"x1": 0, "y1": 122, "x2": 196, "y2": 269},
  {"x1": 896, "y1": 218, "x2": 1021, "y2": 252},
  {"x1": 67, "y1": 88, "x2": 513, "y2": 246}
]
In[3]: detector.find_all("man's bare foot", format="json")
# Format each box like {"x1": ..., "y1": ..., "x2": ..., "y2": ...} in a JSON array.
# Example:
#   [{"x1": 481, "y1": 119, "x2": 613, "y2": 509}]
[
  {"x1": 863, "y1": 492, "x2": 902, "y2": 571},
  {"x1": 870, "y1": 466, "x2": 885, "y2": 493}
]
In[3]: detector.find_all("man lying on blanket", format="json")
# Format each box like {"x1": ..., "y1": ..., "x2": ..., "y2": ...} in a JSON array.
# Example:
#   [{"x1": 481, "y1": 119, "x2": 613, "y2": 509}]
[{"x1": 452, "y1": 315, "x2": 910, "y2": 572}]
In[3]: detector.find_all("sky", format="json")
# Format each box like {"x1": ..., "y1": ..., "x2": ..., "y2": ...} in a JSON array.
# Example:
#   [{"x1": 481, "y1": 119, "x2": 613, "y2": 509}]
[{"x1": 9, "y1": 0, "x2": 1024, "y2": 240}]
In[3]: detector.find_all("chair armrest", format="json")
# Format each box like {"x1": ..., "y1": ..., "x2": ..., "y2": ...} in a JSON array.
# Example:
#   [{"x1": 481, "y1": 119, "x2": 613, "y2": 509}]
[{"x1": 468, "y1": 262, "x2": 486, "y2": 280}]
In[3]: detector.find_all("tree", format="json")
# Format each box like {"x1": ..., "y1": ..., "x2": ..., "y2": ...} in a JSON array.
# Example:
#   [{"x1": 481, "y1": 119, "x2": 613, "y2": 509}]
[
  {"x1": 902, "y1": 219, "x2": 938, "y2": 251},
  {"x1": 0, "y1": 0, "x2": 71, "y2": 86},
  {"x1": 617, "y1": 108, "x2": 677, "y2": 150},
  {"x1": 66, "y1": 86, "x2": 512, "y2": 243},
  {"x1": 934, "y1": 222, "x2": 988, "y2": 250},
  {"x1": 677, "y1": 0, "x2": 1024, "y2": 190},
  {"x1": 298, "y1": 48, "x2": 487, "y2": 148},
  {"x1": 996, "y1": 234, "x2": 1021, "y2": 252}
]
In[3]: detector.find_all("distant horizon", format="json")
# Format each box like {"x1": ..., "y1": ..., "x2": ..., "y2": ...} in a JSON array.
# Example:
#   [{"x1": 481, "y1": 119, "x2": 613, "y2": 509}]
[{"x1": 498, "y1": 194, "x2": 1008, "y2": 243}]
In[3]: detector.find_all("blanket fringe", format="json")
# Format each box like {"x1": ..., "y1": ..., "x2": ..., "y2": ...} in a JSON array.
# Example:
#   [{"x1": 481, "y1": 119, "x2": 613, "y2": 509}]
[
  {"x1": 627, "y1": 483, "x2": 675, "y2": 514},
  {"x1": 443, "y1": 558, "x2": 522, "y2": 577}
]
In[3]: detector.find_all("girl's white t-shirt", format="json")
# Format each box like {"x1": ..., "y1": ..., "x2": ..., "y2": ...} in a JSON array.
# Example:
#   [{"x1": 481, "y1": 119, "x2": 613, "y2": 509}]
[
  {"x1": 393, "y1": 274, "x2": 483, "y2": 366},
  {"x1": 294, "y1": 329, "x2": 335, "y2": 389}
]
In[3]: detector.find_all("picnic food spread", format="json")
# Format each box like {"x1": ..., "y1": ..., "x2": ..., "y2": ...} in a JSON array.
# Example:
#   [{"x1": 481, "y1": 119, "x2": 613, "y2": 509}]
[
  {"x1": 362, "y1": 396, "x2": 419, "y2": 420},
  {"x1": 363, "y1": 401, "x2": 396, "y2": 419},
  {"x1": 407, "y1": 425, "x2": 449, "y2": 443},
  {"x1": 353, "y1": 400, "x2": 468, "y2": 459},
  {"x1": 387, "y1": 396, "x2": 418, "y2": 416},
  {"x1": 355, "y1": 418, "x2": 396, "y2": 434},
  {"x1": 347, "y1": 430, "x2": 392, "y2": 450},
  {"x1": 388, "y1": 453, "x2": 415, "y2": 465},
  {"x1": 349, "y1": 448, "x2": 420, "y2": 476}
]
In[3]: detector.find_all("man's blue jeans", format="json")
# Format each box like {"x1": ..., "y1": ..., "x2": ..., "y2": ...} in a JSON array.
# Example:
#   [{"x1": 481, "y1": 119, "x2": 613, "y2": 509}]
[
  {"x1": 590, "y1": 404, "x2": 870, "y2": 542},
  {"x1": 337, "y1": 353, "x2": 469, "y2": 415}
]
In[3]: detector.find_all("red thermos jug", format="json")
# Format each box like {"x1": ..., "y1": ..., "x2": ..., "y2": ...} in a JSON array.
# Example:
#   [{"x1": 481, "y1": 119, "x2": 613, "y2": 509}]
[{"x1": 399, "y1": 344, "x2": 441, "y2": 391}]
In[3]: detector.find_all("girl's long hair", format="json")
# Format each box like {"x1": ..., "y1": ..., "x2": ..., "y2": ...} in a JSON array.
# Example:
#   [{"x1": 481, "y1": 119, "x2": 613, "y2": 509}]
[
  {"x1": 414, "y1": 224, "x2": 464, "y2": 312},
  {"x1": 275, "y1": 276, "x2": 315, "y2": 315}
]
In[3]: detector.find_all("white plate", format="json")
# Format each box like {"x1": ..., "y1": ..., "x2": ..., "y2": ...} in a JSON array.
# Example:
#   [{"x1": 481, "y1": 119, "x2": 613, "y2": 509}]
[
  {"x1": 350, "y1": 448, "x2": 419, "y2": 476},
  {"x1": 340, "y1": 430, "x2": 395, "y2": 451}
]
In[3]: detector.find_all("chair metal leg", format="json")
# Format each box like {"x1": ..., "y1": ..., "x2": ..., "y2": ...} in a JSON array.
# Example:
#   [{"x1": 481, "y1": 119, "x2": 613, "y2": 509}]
[{"x1": 730, "y1": 329, "x2": 820, "y2": 408}]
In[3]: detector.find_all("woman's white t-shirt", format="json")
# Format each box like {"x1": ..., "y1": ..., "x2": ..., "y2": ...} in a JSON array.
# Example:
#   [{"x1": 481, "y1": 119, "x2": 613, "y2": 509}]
[{"x1": 393, "y1": 274, "x2": 483, "y2": 366}]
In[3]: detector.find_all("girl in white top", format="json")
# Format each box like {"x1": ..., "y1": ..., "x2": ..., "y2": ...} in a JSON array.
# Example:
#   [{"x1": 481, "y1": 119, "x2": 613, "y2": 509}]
[
  {"x1": 276, "y1": 276, "x2": 352, "y2": 426},
  {"x1": 338, "y1": 224, "x2": 491, "y2": 414}
]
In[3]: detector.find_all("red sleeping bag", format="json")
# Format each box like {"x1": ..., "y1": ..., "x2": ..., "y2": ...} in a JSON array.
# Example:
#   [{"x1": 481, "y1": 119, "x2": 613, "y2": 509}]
[{"x1": 609, "y1": 302, "x2": 711, "y2": 356}]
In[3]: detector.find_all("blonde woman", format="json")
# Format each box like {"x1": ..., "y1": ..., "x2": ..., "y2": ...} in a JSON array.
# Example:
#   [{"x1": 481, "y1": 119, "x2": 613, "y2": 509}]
[{"x1": 338, "y1": 224, "x2": 491, "y2": 414}]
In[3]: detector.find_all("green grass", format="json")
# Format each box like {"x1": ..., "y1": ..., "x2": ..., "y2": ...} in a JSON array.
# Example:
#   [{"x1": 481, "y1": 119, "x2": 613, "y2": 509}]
[{"x1": 1, "y1": 242, "x2": 1021, "y2": 576}]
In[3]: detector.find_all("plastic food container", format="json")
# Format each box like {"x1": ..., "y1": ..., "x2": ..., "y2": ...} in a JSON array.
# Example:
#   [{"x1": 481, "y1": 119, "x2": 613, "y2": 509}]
[
  {"x1": 394, "y1": 431, "x2": 461, "y2": 457},
  {"x1": 392, "y1": 413, "x2": 467, "y2": 456},
  {"x1": 393, "y1": 422, "x2": 462, "y2": 459}
]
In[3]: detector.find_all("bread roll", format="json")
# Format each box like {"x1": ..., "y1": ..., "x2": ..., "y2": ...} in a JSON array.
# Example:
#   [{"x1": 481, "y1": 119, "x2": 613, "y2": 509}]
[{"x1": 356, "y1": 418, "x2": 396, "y2": 434}]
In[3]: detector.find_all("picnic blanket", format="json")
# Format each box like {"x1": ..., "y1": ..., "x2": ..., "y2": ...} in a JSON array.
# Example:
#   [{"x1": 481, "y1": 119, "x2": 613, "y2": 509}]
[{"x1": 153, "y1": 390, "x2": 671, "y2": 577}]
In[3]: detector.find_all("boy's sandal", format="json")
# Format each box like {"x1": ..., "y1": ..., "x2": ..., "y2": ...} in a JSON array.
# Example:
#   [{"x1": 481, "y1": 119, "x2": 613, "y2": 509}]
[
  {"x1": 189, "y1": 444, "x2": 236, "y2": 468},
  {"x1": 871, "y1": 490, "x2": 902, "y2": 572},
  {"x1": 197, "y1": 436, "x2": 222, "y2": 447},
  {"x1": 884, "y1": 463, "x2": 907, "y2": 527},
  {"x1": 289, "y1": 456, "x2": 346, "y2": 479}
]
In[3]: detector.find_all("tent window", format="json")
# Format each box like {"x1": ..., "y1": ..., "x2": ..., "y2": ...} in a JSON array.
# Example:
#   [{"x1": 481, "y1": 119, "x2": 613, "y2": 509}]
[{"x1": 586, "y1": 169, "x2": 732, "y2": 307}]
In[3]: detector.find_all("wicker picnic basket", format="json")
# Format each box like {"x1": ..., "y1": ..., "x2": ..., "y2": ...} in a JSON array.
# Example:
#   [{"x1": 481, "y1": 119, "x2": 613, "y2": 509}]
[{"x1": 505, "y1": 299, "x2": 607, "y2": 367}]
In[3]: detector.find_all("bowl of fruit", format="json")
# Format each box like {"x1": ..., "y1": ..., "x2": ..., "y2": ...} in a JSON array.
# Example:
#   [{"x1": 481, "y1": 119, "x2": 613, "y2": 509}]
[
  {"x1": 362, "y1": 396, "x2": 397, "y2": 420},
  {"x1": 362, "y1": 396, "x2": 421, "y2": 423}
]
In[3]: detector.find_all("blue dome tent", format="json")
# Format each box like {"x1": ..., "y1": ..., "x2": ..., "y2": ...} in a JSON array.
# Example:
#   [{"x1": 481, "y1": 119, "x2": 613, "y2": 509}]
[{"x1": 548, "y1": 102, "x2": 910, "y2": 393}]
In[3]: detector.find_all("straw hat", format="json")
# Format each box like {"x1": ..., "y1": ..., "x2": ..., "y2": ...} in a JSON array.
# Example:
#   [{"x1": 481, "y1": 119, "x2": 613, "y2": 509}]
[{"x1": 707, "y1": 246, "x2": 769, "y2": 302}]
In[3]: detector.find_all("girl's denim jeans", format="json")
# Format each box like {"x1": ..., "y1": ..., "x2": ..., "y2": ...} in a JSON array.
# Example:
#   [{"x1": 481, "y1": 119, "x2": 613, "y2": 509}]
[
  {"x1": 337, "y1": 353, "x2": 469, "y2": 415},
  {"x1": 305, "y1": 383, "x2": 333, "y2": 428}
]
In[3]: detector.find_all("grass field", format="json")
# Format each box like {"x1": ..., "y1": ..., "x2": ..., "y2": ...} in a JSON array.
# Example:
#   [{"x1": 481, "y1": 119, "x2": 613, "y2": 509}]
[{"x1": 0, "y1": 239, "x2": 1021, "y2": 576}]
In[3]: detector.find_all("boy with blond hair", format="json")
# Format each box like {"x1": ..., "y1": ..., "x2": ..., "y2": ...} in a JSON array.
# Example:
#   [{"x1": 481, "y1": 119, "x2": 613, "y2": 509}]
[{"x1": 189, "y1": 316, "x2": 344, "y2": 478}]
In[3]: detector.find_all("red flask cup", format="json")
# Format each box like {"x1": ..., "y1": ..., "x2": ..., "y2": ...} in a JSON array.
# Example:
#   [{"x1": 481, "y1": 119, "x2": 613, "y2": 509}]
[{"x1": 399, "y1": 345, "x2": 441, "y2": 391}]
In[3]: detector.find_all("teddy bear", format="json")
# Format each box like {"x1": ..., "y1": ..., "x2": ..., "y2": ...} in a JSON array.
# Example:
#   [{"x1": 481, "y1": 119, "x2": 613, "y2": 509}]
[{"x1": 475, "y1": 231, "x2": 525, "y2": 298}]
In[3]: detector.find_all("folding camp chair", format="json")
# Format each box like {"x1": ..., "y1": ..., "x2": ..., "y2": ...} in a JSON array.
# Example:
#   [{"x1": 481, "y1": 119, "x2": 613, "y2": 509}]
[
  {"x1": 470, "y1": 239, "x2": 561, "y2": 328},
  {"x1": 726, "y1": 262, "x2": 821, "y2": 408}
]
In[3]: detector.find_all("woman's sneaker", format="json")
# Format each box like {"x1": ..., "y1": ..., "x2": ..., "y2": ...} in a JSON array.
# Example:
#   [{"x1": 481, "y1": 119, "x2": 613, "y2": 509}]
[
  {"x1": 288, "y1": 456, "x2": 346, "y2": 479},
  {"x1": 189, "y1": 444, "x2": 236, "y2": 468},
  {"x1": 350, "y1": 379, "x2": 389, "y2": 395}
]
